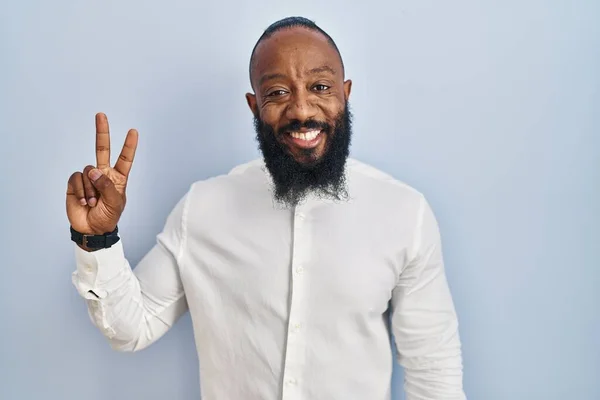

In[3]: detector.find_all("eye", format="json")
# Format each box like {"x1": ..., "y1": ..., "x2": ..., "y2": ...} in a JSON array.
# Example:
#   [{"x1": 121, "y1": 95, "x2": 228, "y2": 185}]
[
  {"x1": 313, "y1": 84, "x2": 331, "y2": 92},
  {"x1": 267, "y1": 89, "x2": 288, "y2": 97}
]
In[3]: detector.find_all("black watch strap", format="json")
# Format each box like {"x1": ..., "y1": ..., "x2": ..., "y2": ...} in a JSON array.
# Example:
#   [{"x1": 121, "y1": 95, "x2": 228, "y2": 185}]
[{"x1": 70, "y1": 226, "x2": 120, "y2": 249}]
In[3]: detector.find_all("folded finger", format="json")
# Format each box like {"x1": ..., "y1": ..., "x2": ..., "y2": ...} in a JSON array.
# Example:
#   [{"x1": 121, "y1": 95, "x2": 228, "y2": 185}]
[
  {"x1": 67, "y1": 172, "x2": 87, "y2": 206},
  {"x1": 82, "y1": 165, "x2": 99, "y2": 207}
]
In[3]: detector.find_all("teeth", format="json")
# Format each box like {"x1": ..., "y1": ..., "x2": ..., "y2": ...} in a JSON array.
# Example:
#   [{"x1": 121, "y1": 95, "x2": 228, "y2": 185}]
[{"x1": 290, "y1": 130, "x2": 320, "y2": 141}]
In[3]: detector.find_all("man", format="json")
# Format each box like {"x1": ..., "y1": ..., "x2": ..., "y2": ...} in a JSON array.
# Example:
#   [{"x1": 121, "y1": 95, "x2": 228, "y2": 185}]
[{"x1": 67, "y1": 17, "x2": 465, "y2": 400}]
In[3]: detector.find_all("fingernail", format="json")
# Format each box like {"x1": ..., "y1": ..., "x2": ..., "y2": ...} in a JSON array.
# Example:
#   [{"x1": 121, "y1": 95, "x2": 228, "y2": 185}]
[
  {"x1": 88, "y1": 197, "x2": 97, "y2": 207},
  {"x1": 89, "y1": 169, "x2": 102, "y2": 181},
  {"x1": 79, "y1": 198, "x2": 87, "y2": 206}
]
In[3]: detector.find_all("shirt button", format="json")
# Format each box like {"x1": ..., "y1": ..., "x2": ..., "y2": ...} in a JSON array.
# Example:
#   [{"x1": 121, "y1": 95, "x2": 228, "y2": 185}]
[
  {"x1": 286, "y1": 378, "x2": 297, "y2": 385},
  {"x1": 292, "y1": 323, "x2": 302, "y2": 332},
  {"x1": 296, "y1": 266, "x2": 304, "y2": 274},
  {"x1": 296, "y1": 212, "x2": 305, "y2": 221}
]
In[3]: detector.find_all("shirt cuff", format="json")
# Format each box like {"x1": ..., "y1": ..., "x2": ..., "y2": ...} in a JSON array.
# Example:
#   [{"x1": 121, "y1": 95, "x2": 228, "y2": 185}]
[{"x1": 72, "y1": 240, "x2": 128, "y2": 299}]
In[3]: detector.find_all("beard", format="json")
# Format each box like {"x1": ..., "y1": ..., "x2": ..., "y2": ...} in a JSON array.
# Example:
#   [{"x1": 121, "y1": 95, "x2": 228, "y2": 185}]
[{"x1": 254, "y1": 102, "x2": 353, "y2": 207}]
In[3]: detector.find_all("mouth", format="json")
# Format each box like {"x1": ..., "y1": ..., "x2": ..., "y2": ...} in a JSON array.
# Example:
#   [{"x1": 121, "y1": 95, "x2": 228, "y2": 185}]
[{"x1": 284, "y1": 129, "x2": 325, "y2": 150}]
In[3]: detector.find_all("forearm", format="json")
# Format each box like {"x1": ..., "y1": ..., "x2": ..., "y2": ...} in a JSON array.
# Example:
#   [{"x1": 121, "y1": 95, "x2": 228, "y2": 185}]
[
  {"x1": 400, "y1": 323, "x2": 465, "y2": 400},
  {"x1": 394, "y1": 285, "x2": 465, "y2": 399},
  {"x1": 72, "y1": 239, "x2": 186, "y2": 352}
]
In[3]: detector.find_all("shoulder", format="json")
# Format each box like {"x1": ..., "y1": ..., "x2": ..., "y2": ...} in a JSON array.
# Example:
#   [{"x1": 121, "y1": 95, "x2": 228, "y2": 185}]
[
  {"x1": 346, "y1": 157, "x2": 425, "y2": 204},
  {"x1": 226, "y1": 158, "x2": 266, "y2": 176},
  {"x1": 184, "y1": 158, "x2": 268, "y2": 203}
]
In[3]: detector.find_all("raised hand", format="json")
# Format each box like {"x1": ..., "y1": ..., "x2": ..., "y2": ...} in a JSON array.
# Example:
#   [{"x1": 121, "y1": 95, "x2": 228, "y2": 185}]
[{"x1": 66, "y1": 113, "x2": 138, "y2": 236}]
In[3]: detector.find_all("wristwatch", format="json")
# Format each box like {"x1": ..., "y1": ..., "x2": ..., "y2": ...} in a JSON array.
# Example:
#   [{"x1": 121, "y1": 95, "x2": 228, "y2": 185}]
[{"x1": 70, "y1": 226, "x2": 120, "y2": 249}]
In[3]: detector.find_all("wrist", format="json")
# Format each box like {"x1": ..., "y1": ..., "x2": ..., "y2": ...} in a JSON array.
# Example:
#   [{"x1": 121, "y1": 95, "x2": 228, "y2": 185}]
[{"x1": 70, "y1": 225, "x2": 120, "y2": 250}]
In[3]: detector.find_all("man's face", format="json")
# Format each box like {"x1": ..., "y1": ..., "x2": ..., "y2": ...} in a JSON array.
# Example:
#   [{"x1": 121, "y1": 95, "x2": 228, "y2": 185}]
[{"x1": 246, "y1": 27, "x2": 353, "y2": 205}]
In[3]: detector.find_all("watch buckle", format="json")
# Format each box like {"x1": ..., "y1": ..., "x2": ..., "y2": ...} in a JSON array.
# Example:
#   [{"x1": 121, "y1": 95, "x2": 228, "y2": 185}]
[{"x1": 82, "y1": 234, "x2": 103, "y2": 248}]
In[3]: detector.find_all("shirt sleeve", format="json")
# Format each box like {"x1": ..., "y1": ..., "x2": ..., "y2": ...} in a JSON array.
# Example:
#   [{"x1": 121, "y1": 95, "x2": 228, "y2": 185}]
[
  {"x1": 71, "y1": 191, "x2": 190, "y2": 352},
  {"x1": 391, "y1": 196, "x2": 466, "y2": 399}
]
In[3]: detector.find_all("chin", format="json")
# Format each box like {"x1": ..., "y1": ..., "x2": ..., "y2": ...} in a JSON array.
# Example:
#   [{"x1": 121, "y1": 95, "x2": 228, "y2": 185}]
[
  {"x1": 290, "y1": 140, "x2": 328, "y2": 165},
  {"x1": 291, "y1": 149, "x2": 325, "y2": 167}
]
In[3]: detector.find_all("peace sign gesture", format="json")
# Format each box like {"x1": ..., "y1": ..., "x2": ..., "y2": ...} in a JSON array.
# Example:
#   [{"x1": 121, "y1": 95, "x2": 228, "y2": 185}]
[{"x1": 66, "y1": 113, "x2": 138, "y2": 237}]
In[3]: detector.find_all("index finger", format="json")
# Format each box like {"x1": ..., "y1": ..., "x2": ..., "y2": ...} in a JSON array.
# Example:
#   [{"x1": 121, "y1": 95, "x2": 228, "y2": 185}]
[{"x1": 95, "y1": 112, "x2": 111, "y2": 168}]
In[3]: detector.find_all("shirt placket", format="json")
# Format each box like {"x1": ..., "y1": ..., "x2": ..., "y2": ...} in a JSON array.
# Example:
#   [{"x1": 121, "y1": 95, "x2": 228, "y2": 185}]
[{"x1": 281, "y1": 203, "x2": 311, "y2": 400}]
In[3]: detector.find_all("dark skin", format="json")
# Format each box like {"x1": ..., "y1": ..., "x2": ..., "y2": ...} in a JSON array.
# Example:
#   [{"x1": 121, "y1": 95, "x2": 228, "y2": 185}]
[
  {"x1": 246, "y1": 27, "x2": 352, "y2": 164},
  {"x1": 67, "y1": 27, "x2": 349, "y2": 247},
  {"x1": 66, "y1": 113, "x2": 137, "y2": 249}
]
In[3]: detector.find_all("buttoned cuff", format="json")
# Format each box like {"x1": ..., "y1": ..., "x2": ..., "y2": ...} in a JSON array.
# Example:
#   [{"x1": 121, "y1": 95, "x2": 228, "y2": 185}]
[{"x1": 72, "y1": 240, "x2": 128, "y2": 300}]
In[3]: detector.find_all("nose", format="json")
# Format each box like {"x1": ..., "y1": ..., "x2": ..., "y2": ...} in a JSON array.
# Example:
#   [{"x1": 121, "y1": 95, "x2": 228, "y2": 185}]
[{"x1": 285, "y1": 89, "x2": 318, "y2": 122}]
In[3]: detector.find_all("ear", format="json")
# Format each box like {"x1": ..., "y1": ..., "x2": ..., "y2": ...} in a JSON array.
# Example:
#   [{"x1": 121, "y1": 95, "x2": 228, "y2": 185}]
[
  {"x1": 246, "y1": 93, "x2": 258, "y2": 115},
  {"x1": 343, "y1": 79, "x2": 352, "y2": 101}
]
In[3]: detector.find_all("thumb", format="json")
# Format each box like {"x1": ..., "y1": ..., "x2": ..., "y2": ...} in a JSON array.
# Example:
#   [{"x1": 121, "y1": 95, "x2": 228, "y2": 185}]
[{"x1": 88, "y1": 169, "x2": 122, "y2": 209}]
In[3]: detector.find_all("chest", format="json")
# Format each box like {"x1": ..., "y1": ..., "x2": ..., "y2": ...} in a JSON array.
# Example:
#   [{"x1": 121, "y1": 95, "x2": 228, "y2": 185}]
[{"x1": 179, "y1": 196, "x2": 414, "y2": 319}]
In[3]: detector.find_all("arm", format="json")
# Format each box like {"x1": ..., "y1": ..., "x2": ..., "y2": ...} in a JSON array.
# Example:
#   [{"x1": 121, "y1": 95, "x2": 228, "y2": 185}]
[
  {"x1": 391, "y1": 196, "x2": 466, "y2": 399},
  {"x1": 71, "y1": 192, "x2": 189, "y2": 352}
]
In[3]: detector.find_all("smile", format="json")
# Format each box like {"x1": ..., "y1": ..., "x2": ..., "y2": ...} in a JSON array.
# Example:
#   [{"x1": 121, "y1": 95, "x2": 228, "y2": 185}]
[{"x1": 286, "y1": 129, "x2": 324, "y2": 149}]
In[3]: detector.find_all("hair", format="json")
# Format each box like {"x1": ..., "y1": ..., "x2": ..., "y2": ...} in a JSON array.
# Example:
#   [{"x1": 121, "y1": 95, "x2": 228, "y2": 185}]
[{"x1": 249, "y1": 16, "x2": 344, "y2": 88}]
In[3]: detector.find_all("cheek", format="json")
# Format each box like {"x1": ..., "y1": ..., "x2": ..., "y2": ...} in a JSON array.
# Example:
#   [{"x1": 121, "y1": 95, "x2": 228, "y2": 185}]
[
  {"x1": 321, "y1": 96, "x2": 345, "y2": 117},
  {"x1": 260, "y1": 106, "x2": 285, "y2": 129}
]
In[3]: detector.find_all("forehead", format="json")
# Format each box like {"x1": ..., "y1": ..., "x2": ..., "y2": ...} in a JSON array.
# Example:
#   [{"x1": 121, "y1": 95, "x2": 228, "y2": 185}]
[{"x1": 251, "y1": 27, "x2": 342, "y2": 86}]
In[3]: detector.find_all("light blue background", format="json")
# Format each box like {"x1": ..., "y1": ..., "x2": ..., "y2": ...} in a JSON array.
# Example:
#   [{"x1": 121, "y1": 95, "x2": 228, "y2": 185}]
[{"x1": 1, "y1": 1, "x2": 598, "y2": 399}]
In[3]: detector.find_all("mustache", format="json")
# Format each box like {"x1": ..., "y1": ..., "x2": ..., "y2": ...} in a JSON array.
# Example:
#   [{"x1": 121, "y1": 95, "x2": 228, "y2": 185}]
[{"x1": 277, "y1": 119, "x2": 331, "y2": 136}]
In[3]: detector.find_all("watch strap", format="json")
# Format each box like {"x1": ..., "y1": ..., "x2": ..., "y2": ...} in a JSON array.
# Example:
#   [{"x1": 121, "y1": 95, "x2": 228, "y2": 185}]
[{"x1": 70, "y1": 226, "x2": 120, "y2": 249}]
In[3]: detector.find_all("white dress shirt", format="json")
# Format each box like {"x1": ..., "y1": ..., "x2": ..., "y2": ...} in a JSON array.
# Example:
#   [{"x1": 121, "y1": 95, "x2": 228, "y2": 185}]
[{"x1": 72, "y1": 158, "x2": 465, "y2": 400}]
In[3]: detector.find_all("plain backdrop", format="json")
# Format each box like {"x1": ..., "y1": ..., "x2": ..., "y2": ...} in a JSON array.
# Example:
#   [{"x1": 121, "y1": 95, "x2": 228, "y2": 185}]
[{"x1": 1, "y1": 1, "x2": 598, "y2": 399}]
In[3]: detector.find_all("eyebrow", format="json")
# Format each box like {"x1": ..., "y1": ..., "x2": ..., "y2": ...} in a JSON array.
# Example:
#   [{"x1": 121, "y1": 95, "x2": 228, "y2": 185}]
[
  {"x1": 308, "y1": 65, "x2": 336, "y2": 75},
  {"x1": 259, "y1": 73, "x2": 287, "y2": 86},
  {"x1": 258, "y1": 65, "x2": 337, "y2": 87}
]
